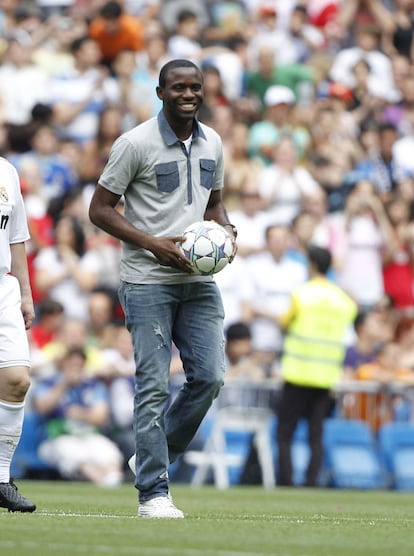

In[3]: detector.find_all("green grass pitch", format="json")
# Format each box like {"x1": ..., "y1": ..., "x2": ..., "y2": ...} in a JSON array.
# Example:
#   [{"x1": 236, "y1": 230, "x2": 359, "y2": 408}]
[{"x1": 1, "y1": 481, "x2": 413, "y2": 556}]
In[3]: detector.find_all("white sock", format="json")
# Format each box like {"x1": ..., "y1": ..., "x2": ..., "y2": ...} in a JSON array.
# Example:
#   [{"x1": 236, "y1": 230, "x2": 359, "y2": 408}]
[{"x1": 0, "y1": 399, "x2": 25, "y2": 483}]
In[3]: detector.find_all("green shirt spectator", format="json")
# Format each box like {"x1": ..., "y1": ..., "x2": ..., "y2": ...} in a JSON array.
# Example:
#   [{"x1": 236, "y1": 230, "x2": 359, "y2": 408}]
[{"x1": 246, "y1": 46, "x2": 314, "y2": 113}]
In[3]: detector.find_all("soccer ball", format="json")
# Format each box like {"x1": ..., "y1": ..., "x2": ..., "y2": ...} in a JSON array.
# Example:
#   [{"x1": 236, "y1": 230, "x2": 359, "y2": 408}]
[{"x1": 179, "y1": 220, "x2": 233, "y2": 275}]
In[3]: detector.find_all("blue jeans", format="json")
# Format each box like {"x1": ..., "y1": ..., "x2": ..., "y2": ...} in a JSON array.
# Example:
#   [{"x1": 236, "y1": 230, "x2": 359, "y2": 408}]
[{"x1": 118, "y1": 281, "x2": 225, "y2": 501}]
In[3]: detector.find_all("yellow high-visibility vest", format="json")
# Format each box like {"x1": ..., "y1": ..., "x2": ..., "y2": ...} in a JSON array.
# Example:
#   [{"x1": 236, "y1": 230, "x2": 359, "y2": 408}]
[{"x1": 281, "y1": 278, "x2": 357, "y2": 389}]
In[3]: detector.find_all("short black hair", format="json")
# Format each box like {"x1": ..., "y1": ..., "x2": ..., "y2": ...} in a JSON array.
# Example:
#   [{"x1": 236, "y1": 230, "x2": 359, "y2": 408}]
[
  {"x1": 70, "y1": 36, "x2": 92, "y2": 54},
  {"x1": 158, "y1": 59, "x2": 201, "y2": 88},
  {"x1": 307, "y1": 244, "x2": 332, "y2": 275},
  {"x1": 378, "y1": 122, "x2": 398, "y2": 135},
  {"x1": 353, "y1": 311, "x2": 368, "y2": 332},
  {"x1": 101, "y1": 0, "x2": 122, "y2": 18},
  {"x1": 226, "y1": 322, "x2": 252, "y2": 342},
  {"x1": 177, "y1": 9, "x2": 197, "y2": 24},
  {"x1": 62, "y1": 347, "x2": 87, "y2": 362}
]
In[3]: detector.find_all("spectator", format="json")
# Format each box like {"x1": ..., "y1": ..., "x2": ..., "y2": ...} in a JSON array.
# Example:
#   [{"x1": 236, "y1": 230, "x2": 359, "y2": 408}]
[
  {"x1": 214, "y1": 254, "x2": 251, "y2": 332},
  {"x1": 370, "y1": 0, "x2": 414, "y2": 63},
  {"x1": 246, "y1": 45, "x2": 314, "y2": 113},
  {"x1": 286, "y1": 4, "x2": 325, "y2": 63},
  {"x1": 289, "y1": 209, "x2": 317, "y2": 255},
  {"x1": 336, "y1": 183, "x2": 394, "y2": 309},
  {"x1": 342, "y1": 311, "x2": 384, "y2": 379},
  {"x1": 347, "y1": 58, "x2": 378, "y2": 125},
  {"x1": 383, "y1": 71, "x2": 414, "y2": 138},
  {"x1": 200, "y1": 64, "x2": 230, "y2": 115},
  {"x1": 167, "y1": 9, "x2": 203, "y2": 62},
  {"x1": 18, "y1": 155, "x2": 55, "y2": 303},
  {"x1": 222, "y1": 121, "x2": 265, "y2": 211},
  {"x1": 29, "y1": 298, "x2": 65, "y2": 351},
  {"x1": 85, "y1": 287, "x2": 118, "y2": 348},
  {"x1": 394, "y1": 316, "x2": 414, "y2": 369},
  {"x1": 383, "y1": 193, "x2": 412, "y2": 261},
  {"x1": 108, "y1": 49, "x2": 141, "y2": 130},
  {"x1": 276, "y1": 245, "x2": 357, "y2": 486},
  {"x1": 79, "y1": 104, "x2": 125, "y2": 185},
  {"x1": 244, "y1": 224, "x2": 308, "y2": 372},
  {"x1": 301, "y1": 189, "x2": 347, "y2": 273},
  {"x1": 33, "y1": 215, "x2": 100, "y2": 321},
  {"x1": 84, "y1": 225, "x2": 122, "y2": 296},
  {"x1": 158, "y1": 0, "x2": 210, "y2": 38},
  {"x1": 200, "y1": 38, "x2": 249, "y2": 104},
  {"x1": 17, "y1": 124, "x2": 78, "y2": 203},
  {"x1": 48, "y1": 36, "x2": 119, "y2": 145},
  {"x1": 0, "y1": 30, "x2": 49, "y2": 128},
  {"x1": 224, "y1": 321, "x2": 266, "y2": 382},
  {"x1": 88, "y1": 0, "x2": 146, "y2": 68},
  {"x1": 329, "y1": 23, "x2": 396, "y2": 101},
  {"x1": 353, "y1": 123, "x2": 407, "y2": 201},
  {"x1": 32, "y1": 347, "x2": 124, "y2": 486},
  {"x1": 36, "y1": 318, "x2": 104, "y2": 379},
  {"x1": 383, "y1": 221, "x2": 414, "y2": 314},
  {"x1": 227, "y1": 179, "x2": 268, "y2": 258},
  {"x1": 202, "y1": 0, "x2": 247, "y2": 45},
  {"x1": 247, "y1": 4, "x2": 293, "y2": 67},
  {"x1": 32, "y1": 13, "x2": 87, "y2": 76},
  {"x1": 307, "y1": 151, "x2": 354, "y2": 212},
  {"x1": 371, "y1": 293, "x2": 397, "y2": 342},
  {"x1": 309, "y1": 92, "x2": 362, "y2": 177},
  {"x1": 258, "y1": 134, "x2": 321, "y2": 226},
  {"x1": 248, "y1": 84, "x2": 311, "y2": 165},
  {"x1": 132, "y1": 32, "x2": 168, "y2": 123}
]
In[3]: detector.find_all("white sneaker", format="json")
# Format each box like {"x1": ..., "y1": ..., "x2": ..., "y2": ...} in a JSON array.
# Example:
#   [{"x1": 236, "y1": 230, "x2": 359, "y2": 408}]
[
  {"x1": 128, "y1": 454, "x2": 136, "y2": 475},
  {"x1": 138, "y1": 496, "x2": 184, "y2": 519}
]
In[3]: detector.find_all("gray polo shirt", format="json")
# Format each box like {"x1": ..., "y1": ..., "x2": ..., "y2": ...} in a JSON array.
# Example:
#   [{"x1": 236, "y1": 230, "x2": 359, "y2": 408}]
[{"x1": 98, "y1": 110, "x2": 224, "y2": 284}]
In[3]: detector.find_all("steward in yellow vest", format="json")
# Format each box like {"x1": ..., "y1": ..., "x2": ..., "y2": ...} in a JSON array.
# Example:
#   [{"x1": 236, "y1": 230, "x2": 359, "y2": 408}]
[
  {"x1": 276, "y1": 245, "x2": 357, "y2": 486},
  {"x1": 280, "y1": 272, "x2": 357, "y2": 389}
]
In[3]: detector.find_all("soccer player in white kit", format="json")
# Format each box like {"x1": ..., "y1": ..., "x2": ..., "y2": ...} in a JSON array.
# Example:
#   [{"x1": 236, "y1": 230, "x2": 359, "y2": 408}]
[{"x1": 0, "y1": 157, "x2": 36, "y2": 512}]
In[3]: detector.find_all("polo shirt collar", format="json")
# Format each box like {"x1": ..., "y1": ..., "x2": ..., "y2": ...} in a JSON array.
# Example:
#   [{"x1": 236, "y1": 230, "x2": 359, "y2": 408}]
[{"x1": 157, "y1": 110, "x2": 206, "y2": 146}]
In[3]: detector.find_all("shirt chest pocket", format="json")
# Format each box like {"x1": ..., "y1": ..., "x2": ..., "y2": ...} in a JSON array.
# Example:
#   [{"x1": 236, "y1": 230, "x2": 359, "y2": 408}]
[
  {"x1": 200, "y1": 159, "x2": 216, "y2": 190},
  {"x1": 155, "y1": 161, "x2": 180, "y2": 193}
]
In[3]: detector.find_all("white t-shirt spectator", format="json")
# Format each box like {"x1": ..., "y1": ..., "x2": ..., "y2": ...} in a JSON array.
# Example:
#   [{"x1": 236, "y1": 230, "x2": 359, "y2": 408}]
[
  {"x1": 336, "y1": 215, "x2": 385, "y2": 308},
  {"x1": 258, "y1": 165, "x2": 321, "y2": 226},
  {"x1": 244, "y1": 252, "x2": 307, "y2": 353},
  {"x1": 214, "y1": 256, "x2": 250, "y2": 332}
]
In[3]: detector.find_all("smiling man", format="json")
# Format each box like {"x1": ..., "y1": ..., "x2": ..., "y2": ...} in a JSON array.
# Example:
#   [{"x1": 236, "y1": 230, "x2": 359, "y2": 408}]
[{"x1": 89, "y1": 59, "x2": 237, "y2": 518}]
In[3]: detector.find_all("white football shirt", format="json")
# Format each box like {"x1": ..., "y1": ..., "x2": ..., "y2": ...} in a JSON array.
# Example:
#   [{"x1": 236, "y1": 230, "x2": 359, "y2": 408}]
[{"x1": 0, "y1": 157, "x2": 30, "y2": 277}]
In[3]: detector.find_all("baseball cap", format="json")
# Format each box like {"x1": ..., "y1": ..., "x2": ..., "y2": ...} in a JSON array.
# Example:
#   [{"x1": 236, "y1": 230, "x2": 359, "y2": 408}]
[{"x1": 264, "y1": 85, "x2": 295, "y2": 107}]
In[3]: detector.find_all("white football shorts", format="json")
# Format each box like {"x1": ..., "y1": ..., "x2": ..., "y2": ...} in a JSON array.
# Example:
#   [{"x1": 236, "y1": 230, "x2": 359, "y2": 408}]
[{"x1": 0, "y1": 274, "x2": 30, "y2": 369}]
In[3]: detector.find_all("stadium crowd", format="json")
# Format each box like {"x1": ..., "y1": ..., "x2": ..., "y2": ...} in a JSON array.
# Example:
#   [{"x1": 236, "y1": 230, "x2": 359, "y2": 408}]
[{"x1": 3, "y1": 0, "x2": 414, "y2": 485}]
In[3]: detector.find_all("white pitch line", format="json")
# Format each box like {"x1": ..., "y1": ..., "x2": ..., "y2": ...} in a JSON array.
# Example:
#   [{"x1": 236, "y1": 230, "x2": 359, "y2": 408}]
[
  {"x1": 37, "y1": 511, "x2": 136, "y2": 519},
  {"x1": 6, "y1": 510, "x2": 411, "y2": 525}
]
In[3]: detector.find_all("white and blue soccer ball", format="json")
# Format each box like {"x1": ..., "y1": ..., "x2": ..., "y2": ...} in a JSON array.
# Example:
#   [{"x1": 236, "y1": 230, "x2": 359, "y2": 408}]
[{"x1": 179, "y1": 220, "x2": 233, "y2": 275}]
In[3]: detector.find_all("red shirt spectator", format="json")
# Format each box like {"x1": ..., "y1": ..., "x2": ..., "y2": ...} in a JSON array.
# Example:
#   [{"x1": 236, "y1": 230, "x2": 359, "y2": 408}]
[
  {"x1": 383, "y1": 221, "x2": 414, "y2": 311},
  {"x1": 383, "y1": 256, "x2": 414, "y2": 310}
]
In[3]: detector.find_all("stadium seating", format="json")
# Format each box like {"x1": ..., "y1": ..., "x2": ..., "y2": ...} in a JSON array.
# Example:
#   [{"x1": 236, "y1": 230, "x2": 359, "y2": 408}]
[
  {"x1": 184, "y1": 407, "x2": 276, "y2": 489},
  {"x1": 378, "y1": 422, "x2": 414, "y2": 491},
  {"x1": 323, "y1": 418, "x2": 387, "y2": 489}
]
